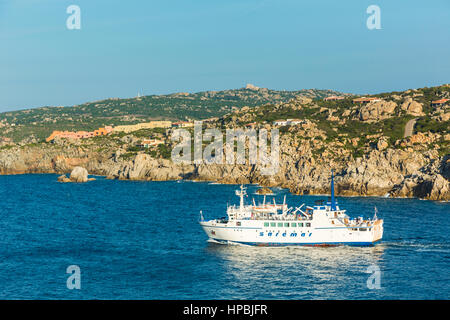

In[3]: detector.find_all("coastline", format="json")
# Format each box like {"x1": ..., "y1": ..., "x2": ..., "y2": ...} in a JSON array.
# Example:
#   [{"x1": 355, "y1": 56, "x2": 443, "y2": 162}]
[
  {"x1": 1, "y1": 170, "x2": 448, "y2": 202},
  {"x1": 0, "y1": 85, "x2": 448, "y2": 202}
]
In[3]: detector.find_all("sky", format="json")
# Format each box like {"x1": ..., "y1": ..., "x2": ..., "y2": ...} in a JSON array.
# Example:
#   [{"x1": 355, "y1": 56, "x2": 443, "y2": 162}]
[{"x1": 0, "y1": 0, "x2": 449, "y2": 111}]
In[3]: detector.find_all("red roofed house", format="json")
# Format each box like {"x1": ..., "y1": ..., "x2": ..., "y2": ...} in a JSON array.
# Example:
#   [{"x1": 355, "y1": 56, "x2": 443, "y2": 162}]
[
  {"x1": 172, "y1": 121, "x2": 194, "y2": 128},
  {"x1": 431, "y1": 99, "x2": 449, "y2": 107},
  {"x1": 353, "y1": 97, "x2": 382, "y2": 104}
]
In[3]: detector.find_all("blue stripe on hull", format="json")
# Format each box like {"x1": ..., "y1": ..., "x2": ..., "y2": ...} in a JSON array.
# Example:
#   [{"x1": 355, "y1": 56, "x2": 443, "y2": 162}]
[{"x1": 210, "y1": 238, "x2": 382, "y2": 247}]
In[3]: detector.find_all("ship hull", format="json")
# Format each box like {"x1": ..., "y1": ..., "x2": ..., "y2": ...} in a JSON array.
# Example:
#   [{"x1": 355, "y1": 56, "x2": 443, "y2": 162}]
[
  {"x1": 209, "y1": 238, "x2": 382, "y2": 247},
  {"x1": 200, "y1": 219, "x2": 383, "y2": 247}
]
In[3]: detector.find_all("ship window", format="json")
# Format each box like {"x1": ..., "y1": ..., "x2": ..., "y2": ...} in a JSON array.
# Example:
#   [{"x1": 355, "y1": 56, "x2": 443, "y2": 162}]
[
  {"x1": 360, "y1": 228, "x2": 367, "y2": 231},
  {"x1": 236, "y1": 222, "x2": 241, "y2": 226},
  {"x1": 284, "y1": 223, "x2": 289, "y2": 227},
  {"x1": 270, "y1": 222, "x2": 276, "y2": 227},
  {"x1": 277, "y1": 223, "x2": 283, "y2": 227},
  {"x1": 291, "y1": 223, "x2": 297, "y2": 227},
  {"x1": 306, "y1": 223, "x2": 311, "y2": 227},
  {"x1": 264, "y1": 222, "x2": 269, "y2": 227},
  {"x1": 298, "y1": 223, "x2": 303, "y2": 227}
]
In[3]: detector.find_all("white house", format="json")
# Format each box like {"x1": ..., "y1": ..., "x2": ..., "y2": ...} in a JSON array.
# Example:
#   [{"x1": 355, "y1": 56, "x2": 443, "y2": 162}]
[
  {"x1": 273, "y1": 119, "x2": 304, "y2": 126},
  {"x1": 273, "y1": 120, "x2": 289, "y2": 126}
]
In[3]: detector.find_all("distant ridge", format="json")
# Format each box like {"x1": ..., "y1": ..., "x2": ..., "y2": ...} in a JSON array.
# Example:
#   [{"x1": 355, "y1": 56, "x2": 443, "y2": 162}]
[{"x1": 0, "y1": 86, "x2": 350, "y2": 141}]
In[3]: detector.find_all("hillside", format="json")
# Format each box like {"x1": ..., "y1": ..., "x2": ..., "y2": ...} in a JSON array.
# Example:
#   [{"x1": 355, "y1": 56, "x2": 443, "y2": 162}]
[
  {"x1": 222, "y1": 85, "x2": 450, "y2": 158},
  {"x1": 0, "y1": 84, "x2": 448, "y2": 200},
  {"x1": 0, "y1": 86, "x2": 347, "y2": 142}
]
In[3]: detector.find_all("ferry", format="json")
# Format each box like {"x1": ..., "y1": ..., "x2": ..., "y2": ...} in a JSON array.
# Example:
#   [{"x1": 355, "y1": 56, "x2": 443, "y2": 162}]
[{"x1": 199, "y1": 172, "x2": 383, "y2": 246}]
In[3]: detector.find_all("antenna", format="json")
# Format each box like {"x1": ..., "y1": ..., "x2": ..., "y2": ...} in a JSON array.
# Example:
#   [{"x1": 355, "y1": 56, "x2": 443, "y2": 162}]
[{"x1": 236, "y1": 185, "x2": 246, "y2": 211}]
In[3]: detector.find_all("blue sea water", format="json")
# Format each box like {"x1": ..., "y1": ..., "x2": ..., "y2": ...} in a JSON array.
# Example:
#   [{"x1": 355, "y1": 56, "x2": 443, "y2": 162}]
[{"x1": 0, "y1": 174, "x2": 448, "y2": 300}]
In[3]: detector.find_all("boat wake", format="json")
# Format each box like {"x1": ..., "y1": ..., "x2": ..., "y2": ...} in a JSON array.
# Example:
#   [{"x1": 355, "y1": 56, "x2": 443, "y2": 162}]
[
  {"x1": 207, "y1": 239, "x2": 252, "y2": 247},
  {"x1": 383, "y1": 240, "x2": 450, "y2": 252}
]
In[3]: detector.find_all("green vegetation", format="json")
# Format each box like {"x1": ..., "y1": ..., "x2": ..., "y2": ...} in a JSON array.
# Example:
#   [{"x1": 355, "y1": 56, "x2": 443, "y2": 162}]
[
  {"x1": 119, "y1": 152, "x2": 138, "y2": 160},
  {"x1": 157, "y1": 144, "x2": 172, "y2": 159},
  {"x1": 126, "y1": 145, "x2": 142, "y2": 152},
  {"x1": 129, "y1": 128, "x2": 167, "y2": 138},
  {"x1": 415, "y1": 116, "x2": 449, "y2": 134},
  {"x1": 0, "y1": 84, "x2": 448, "y2": 165}
]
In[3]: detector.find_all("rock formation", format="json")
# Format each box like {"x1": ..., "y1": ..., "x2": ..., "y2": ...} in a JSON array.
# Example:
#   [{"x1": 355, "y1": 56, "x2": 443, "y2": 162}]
[
  {"x1": 256, "y1": 187, "x2": 273, "y2": 195},
  {"x1": 359, "y1": 100, "x2": 397, "y2": 122},
  {"x1": 0, "y1": 84, "x2": 448, "y2": 201},
  {"x1": 57, "y1": 166, "x2": 94, "y2": 183},
  {"x1": 70, "y1": 166, "x2": 89, "y2": 182},
  {"x1": 401, "y1": 98, "x2": 424, "y2": 116}
]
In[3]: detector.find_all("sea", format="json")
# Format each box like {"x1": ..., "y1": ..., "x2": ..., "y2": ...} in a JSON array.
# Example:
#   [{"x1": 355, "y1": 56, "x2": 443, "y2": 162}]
[{"x1": 0, "y1": 174, "x2": 448, "y2": 299}]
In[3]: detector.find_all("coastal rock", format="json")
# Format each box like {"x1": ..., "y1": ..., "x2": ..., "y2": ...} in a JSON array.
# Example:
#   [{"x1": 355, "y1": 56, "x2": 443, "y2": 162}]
[
  {"x1": 57, "y1": 174, "x2": 71, "y2": 183},
  {"x1": 392, "y1": 174, "x2": 449, "y2": 201},
  {"x1": 256, "y1": 187, "x2": 273, "y2": 195},
  {"x1": 107, "y1": 153, "x2": 194, "y2": 181},
  {"x1": 1, "y1": 141, "x2": 448, "y2": 200},
  {"x1": 69, "y1": 166, "x2": 89, "y2": 182},
  {"x1": 390, "y1": 155, "x2": 450, "y2": 201},
  {"x1": 57, "y1": 167, "x2": 95, "y2": 183},
  {"x1": 0, "y1": 91, "x2": 448, "y2": 201},
  {"x1": 426, "y1": 174, "x2": 449, "y2": 201}
]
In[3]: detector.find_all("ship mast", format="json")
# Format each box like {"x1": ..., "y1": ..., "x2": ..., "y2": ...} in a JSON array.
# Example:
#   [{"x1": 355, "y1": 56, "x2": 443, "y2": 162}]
[
  {"x1": 331, "y1": 169, "x2": 337, "y2": 211},
  {"x1": 236, "y1": 185, "x2": 246, "y2": 212}
]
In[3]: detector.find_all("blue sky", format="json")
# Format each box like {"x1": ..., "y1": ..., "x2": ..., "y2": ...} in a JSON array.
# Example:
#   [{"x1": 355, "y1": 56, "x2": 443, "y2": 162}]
[{"x1": 1, "y1": 0, "x2": 449, "y2": 111}]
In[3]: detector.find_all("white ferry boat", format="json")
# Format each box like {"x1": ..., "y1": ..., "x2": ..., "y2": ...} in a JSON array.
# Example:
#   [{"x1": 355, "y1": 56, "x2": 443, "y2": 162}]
[{"x1": 199, "y1": 172, "x2": 383, "y2": 246}]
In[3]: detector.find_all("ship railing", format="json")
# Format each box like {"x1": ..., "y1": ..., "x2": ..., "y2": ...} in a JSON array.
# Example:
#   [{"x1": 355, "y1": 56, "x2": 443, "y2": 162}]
[
  {"x1": 343, "y1": 218, "x2": 376, "y2": 227},
  {"x1": 248, "y1": 214, "x2": 311, "y2": 221}
]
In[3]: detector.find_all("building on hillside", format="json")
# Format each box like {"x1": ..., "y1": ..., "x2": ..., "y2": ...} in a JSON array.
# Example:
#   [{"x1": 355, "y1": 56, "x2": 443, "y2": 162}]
[
  {"x1": 138, "y1": 139, "x2": 164, "y2": 148},
  {"x1": 172, "y1": 121, "x2": 194, "y2": 128},
  {"x1": 431, "y1": 98, "x2": 449, "y2": 107},
  {"x1": 287, "y1": 119, "x2": 304, "y2": 125},
  {"x1": 46, "y1": 126, "x2": 113, "y2": 142},
  {"x1": 352, "y1": 97, "x2": 381, "y2": 104},
  {"x1": 94, "y1": 126, "x2": 113, "y2": 136},
  {"x1": 273, "y1": 119, "x2": 305, "y2": 126},
  {"x1": 273, "y1": 120, "x2": 289, "y2": 126},
  {"x1": 323, "y1": 95, "x2": 345, "y2": 101}
]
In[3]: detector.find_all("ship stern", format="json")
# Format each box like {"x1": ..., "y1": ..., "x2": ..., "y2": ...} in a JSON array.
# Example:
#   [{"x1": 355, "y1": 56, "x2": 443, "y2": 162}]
[{"x1": 372, "y1": 219, "x2": 384, "y2": 243}]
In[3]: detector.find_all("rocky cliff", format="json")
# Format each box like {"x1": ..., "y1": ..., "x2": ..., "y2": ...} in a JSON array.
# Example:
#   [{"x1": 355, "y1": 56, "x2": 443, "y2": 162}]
[
  {"x1": 0, "y1": 137, "x2": 448, "y2": 201},
  {"x1": 0, "y1": 84, "x2": 448, "y2": 201}
]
